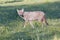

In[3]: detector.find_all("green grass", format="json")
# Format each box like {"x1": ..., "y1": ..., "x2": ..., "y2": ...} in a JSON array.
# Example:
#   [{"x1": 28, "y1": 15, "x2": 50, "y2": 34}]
[{"x1": 0, "y1": 1, "x2": 60, "y2": 40}]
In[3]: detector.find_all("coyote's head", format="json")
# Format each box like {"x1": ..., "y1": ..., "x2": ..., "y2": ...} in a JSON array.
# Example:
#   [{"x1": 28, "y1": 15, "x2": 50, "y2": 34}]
[{"x1": 17, "y1": 8, "x2": 24, "y2": 16}]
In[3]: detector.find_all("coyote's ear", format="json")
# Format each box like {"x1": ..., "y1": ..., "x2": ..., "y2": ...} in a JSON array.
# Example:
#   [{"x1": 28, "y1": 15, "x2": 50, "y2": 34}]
[{"x1": 21, "y1": 8, "x2": 24, "y2": 12}]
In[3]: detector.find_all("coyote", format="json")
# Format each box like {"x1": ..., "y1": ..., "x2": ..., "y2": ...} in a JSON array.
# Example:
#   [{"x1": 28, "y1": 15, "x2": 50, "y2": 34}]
[{"x1": 17, "y1": 8, "x2": 48, "y2": 28}]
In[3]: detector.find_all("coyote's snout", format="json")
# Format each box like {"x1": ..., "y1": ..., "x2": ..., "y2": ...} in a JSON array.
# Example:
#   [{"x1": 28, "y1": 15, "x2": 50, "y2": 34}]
[{"x1": 17, "y1": 8, "x2": 48, "y2": 28}]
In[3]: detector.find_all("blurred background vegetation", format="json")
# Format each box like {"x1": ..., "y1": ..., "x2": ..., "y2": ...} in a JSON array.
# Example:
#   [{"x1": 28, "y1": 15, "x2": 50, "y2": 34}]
[{"x1": 0, "y1": 0, "x2": 60, "y2": 40}]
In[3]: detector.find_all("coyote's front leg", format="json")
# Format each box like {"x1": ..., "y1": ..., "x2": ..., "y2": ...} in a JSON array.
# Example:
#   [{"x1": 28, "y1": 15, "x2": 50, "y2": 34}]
[{"x1": 29, "y1": 21, "x2": 34, "y2": 28}]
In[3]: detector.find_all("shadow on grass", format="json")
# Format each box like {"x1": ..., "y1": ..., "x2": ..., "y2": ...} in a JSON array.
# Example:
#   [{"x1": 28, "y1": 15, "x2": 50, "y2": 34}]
[
  {"x1": 0, "y1": 1, "x2": 60, "y2": 26},
  {"x1": 0, "y1": 32, "x2": 33, "y2": 40}
]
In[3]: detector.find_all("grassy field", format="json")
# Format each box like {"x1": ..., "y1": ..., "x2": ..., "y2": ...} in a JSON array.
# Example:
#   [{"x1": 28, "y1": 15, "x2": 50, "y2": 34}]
[
  {"x1": 0, "y1": 0, "x2": 60, "y2": 6},
  {"x1": 0, "y1": 0, "x2": 60, "y2": 40}
]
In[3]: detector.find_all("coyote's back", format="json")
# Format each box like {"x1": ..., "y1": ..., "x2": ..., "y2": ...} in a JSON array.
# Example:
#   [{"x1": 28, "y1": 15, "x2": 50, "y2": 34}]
[{"x1": 23, "y1": 11, "x2": 45, "y2": 21}]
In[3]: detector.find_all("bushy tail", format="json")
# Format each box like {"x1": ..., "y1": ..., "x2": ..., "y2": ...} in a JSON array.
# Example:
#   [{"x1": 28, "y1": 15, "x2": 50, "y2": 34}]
[{"x1": 42, "y1": 16, "x2": 49, "y2": 25}]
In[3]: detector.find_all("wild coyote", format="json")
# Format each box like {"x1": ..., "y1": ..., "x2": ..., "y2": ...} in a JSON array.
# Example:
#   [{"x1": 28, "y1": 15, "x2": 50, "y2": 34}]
[{"x1": 17, "y1": 8, "x2": 48, "y2": 28}]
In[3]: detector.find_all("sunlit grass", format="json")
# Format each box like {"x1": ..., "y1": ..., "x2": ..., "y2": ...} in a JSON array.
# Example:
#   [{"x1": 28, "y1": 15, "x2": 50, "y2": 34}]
[{"x1": 0, "y1": 0, "x2": 60, "y2": 6}]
